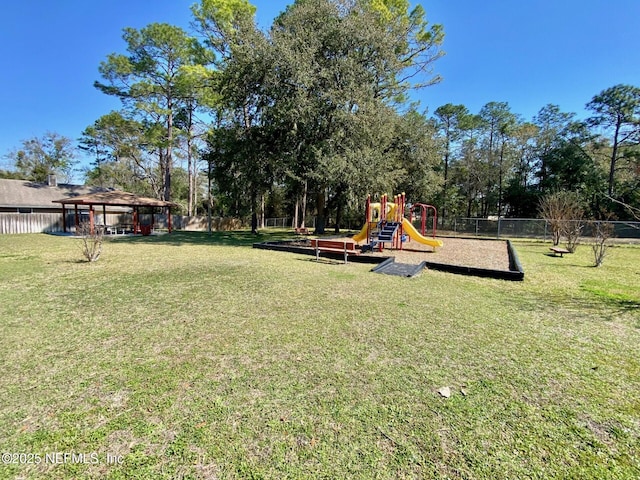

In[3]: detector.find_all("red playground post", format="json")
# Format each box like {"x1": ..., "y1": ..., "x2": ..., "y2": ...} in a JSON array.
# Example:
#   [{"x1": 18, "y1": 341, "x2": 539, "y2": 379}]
[{"x1": 409, "y1": 203, "x2": 438, "y2": 239}]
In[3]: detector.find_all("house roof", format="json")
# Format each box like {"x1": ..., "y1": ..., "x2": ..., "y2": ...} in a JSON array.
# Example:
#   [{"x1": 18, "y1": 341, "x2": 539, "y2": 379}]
[
  {"x1": 0, "y1": 178, "x2": 110, "y2": 209},
  {"x1": 53, "y1": 190, "x2": 177, "y2": 208}
]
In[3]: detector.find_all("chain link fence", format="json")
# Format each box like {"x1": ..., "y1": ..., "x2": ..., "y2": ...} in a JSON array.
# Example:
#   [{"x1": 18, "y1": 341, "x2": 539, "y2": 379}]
[
  {"x1": 443, "y1": 218, "x2": 640, "y2": 241},
  {"x1": 263, "y1": 217, "x2": 294, "y2": 228},
  {"x1": 263, "y1": 216, "x2": 640, "y2": 241}
]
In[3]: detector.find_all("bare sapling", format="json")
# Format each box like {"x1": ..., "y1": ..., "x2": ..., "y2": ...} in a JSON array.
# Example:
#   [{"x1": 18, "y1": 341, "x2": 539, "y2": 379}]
[
  {"x1": 562, "y1": 218, "x2": 584, "y2": 253},
  {"x1": 591, "y1": 220, "x2": 614, "y2": 267},
  {"x1": 539, "y1": 191, "x2": 584, "y2": 251},
  {"x1": 78, "y1": 222, "x2": 104, "y2": 262}
]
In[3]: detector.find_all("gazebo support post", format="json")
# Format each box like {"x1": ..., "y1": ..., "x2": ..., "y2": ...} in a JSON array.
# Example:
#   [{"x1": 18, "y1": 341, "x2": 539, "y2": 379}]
[
  {"x1": 62, "y1": 204, "x2": 67, "y2": 233},
  {"x1": 89, "y1": 206, "x2": 95, "y2": 235},
  {"x1": 133, "y1": 207, "x2": 139, "y2": 234},
  {"x1": 102, "y1": 205, "x2": 107, "y2": 229},
  {"x1": 168, "y1": 207, "x2": 172, "y2": 233},
  {"x1": 74, "y1": 205, "x2": 79, "y2": 233}
]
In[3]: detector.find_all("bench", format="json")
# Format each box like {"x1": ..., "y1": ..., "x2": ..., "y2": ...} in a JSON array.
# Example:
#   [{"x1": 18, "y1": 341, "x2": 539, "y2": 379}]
[
  {"x1": 294, "y1": 226, "x2": 311, "y2": 235},
  {"x1": 549, "y1": 246, "x2": 571, "y2": 257},
  {"x1": 310, "y1": 239, "x2": 359, "y2": 264}
]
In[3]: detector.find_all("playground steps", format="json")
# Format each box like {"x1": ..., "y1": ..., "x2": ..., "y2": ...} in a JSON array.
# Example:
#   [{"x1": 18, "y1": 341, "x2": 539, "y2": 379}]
[{"x1": 373, "y1": 222, "x2": 400, "y2": 242}]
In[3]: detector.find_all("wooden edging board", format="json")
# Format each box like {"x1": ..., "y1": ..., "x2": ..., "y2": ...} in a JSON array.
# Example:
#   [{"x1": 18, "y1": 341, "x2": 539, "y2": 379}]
[{"x1": 253, "y1": 238, "x2": 525, "y2": 281}]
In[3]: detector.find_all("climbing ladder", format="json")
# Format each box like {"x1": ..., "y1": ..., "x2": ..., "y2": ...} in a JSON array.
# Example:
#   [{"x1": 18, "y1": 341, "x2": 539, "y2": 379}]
[
  {"x1": 362, "y1": 193, "x2": 407, "y2": 252},
  {"x1": 370, "y1": 221, "x2": 400, "y2": 250}
]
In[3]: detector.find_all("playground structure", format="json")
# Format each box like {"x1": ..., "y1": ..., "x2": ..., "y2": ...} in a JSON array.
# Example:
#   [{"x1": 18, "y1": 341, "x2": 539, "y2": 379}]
[
  {"x1": 352, "y1": 193, "x2": 443, "y2": 251},
  {"x1": 255, "y1": 193, "x2": 523, "y2": 279}
]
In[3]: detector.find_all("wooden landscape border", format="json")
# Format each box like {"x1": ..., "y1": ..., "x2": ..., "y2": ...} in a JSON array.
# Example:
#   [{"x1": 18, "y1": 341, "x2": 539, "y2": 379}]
[{"x1": 253, "y1": 237, "x2": 525, "y2": 281}]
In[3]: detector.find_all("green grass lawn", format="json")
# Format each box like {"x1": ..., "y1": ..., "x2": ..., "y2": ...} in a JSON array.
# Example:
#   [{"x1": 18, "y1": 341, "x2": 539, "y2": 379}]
[{"x1": 0, "y1": 232, "x2": 638, "y2": 479}]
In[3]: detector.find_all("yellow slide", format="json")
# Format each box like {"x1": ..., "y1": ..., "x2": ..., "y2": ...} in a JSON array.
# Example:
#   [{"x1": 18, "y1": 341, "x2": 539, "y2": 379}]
[
  {"x1": 402, "y1": 218, "x2": 443, "y2": 248},
  {"x1": 352, "y1": 222, "x2": 376, "y2": 243}
]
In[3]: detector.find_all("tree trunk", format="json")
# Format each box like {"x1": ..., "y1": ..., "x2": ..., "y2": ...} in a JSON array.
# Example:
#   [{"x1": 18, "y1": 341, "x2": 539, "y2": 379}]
[
  {"x1": 608, "y1": 121, "x2": 621, "y2": 196},
  {"x1": 442, "y1": 130, "x2": 450, "y2": 222},
  {"x1": 301, "y1": 179, "x2": 308, "y2": 229},
  {"x1": 498, "y1": 140, "x2": 505, "y2": 217},
  {"x1": 331, "y1": 185, "x2": 346, "y2": 234},
  {"x1": 193, "y1": 168, "x2": 198, "y2": 215},
  {"x1": 187, "y1": 162, "x2": 193, "y2": 216},
  {"x1": 158, "y1": 149, "x2": 166, "y2": 200},
  {"x1": 187, "y1": 104, "x2": 194, "y2": 216},
  {"x1": 293, "y1": 195, "x2": 299, "y2": 229},
  {"x1": 164, "y1": 98, "x2": 174, "y2": 202},
  {"x1": 251, "y1": 189, "x2": 258, "y2": 234},
  {"x1": 207, "y1": 164, "x2": 212, "y2": 235},
  {"x1": 315, "y1": 188, "x2": 326, "y2": 234}
]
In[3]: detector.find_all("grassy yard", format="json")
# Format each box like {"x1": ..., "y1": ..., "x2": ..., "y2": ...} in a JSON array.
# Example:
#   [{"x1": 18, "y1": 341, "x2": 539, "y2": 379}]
[{"x1": 0, "y1": 232, "x2": 638, "y2": 479}]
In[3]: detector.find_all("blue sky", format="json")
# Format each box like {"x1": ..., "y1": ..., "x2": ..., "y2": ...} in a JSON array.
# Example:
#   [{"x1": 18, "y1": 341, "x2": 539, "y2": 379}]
[{"x1": 1, "y1": 0, "x2": 638, "y2": 179}]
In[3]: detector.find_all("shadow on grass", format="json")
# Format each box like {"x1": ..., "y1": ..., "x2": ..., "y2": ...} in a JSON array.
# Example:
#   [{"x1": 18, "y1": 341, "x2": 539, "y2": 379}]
[
  {"x1": 580, "y1": 280, "x2": 640, "y2": 316},
  {"x1": 109, "y1": 229, "x2": 297, "y2": 247},
  {"x1": 590, "y1": 296, "x2": 640, "y2": 317}
]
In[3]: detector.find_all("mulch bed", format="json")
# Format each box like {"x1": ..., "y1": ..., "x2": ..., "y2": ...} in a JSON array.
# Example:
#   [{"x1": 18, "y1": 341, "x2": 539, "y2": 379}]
[
  {"x1": 364, "y1": 236, "x2": 511, "y2": 271},
  {"x1": 257, "y1": 235, "x2": 524, "y2": 280}
]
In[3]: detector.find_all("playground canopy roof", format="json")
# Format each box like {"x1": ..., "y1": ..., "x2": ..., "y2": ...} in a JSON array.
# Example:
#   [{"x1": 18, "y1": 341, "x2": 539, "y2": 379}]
[{"x1": 53, "y1": 190, "x2": 177, "y2": 208}]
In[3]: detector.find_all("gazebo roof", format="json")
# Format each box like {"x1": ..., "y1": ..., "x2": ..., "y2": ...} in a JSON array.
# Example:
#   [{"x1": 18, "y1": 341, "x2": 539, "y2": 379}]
[{"x1": 53, "y1": 190, "x2": 178, "y2": 208}]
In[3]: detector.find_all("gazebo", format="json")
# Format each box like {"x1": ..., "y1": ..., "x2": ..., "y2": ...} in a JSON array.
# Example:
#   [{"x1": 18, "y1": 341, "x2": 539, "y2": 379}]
[{"x1": 53, "y1": 190, "x2": 178, "y2": 234}]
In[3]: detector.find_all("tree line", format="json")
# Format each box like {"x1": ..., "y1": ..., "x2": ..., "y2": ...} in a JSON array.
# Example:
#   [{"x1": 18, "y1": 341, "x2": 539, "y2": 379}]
[
  {"x1": 3, "y1": 0, "x2": 639, "y2": 232},
  {"x1": 434, "y1": 92, "x2": 640, "y2": 224}
]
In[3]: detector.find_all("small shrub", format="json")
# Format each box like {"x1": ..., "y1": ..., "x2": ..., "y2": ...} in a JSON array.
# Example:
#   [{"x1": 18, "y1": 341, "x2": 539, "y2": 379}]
[
  {"x1": 591, "y1": 220, "x2": 614, "y2": 267},
  {"x1": 78, "y1": 222, "x2": 104, "y2": 262},
  {"x1": 562, "y1": 219, "x2": 583, "y2": 253},
  {"x1": 539, "y1": 191, "x2": 584, "y2": 250}
]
